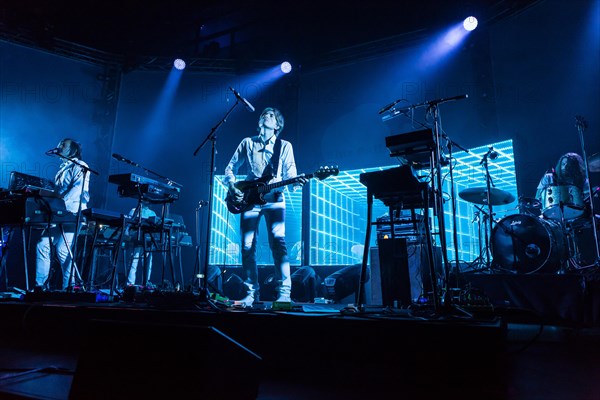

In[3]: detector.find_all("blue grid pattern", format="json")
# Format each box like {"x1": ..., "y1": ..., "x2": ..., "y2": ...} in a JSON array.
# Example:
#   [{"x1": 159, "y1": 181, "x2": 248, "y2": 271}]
[{"x1": 309, "y1": 140, "x2": 517, "y2": 265}]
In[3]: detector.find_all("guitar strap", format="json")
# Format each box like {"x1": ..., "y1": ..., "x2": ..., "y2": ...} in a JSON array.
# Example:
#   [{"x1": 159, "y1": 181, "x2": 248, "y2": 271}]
[{"x1": 262, "y1": 138, "x2": 282, "y2": 179}]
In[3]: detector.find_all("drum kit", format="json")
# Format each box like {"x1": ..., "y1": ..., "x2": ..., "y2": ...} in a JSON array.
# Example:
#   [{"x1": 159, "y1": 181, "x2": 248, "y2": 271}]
[{"x1": 459, "y1": 152, "x2": 600, "y2": 274}]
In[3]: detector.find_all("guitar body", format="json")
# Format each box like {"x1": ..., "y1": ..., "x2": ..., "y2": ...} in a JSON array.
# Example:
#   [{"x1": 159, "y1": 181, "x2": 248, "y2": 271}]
[
  {"x1": 225, "y1": 166, "x2": 339, "y2": 215},
  {"x1": 226, "y1": 175, "x2": 271, "y2": 214}
]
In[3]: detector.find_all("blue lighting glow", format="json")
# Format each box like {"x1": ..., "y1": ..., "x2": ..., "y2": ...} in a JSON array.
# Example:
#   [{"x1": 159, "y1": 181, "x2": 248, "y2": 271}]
[
  {"x1": 280, "y1": 61, "x2": 292, "y2": 74},
  {"x1": 463, "y1": 16, "x2": 478, "y2": 31},
  {"x1": 173, "y1": 58, "x2": 186, "y2": 70}
]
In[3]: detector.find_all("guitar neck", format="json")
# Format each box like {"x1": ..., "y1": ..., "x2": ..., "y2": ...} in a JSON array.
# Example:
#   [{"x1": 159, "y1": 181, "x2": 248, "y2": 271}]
[{"x1": 259, "y1": 174, "x2": 313, "y2": 194}]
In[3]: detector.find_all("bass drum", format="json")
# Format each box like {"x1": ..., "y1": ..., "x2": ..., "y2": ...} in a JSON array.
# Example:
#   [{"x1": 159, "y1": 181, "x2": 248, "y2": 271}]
[{"x1": 491, "y1": 214, "x2": 566, "y2": 274}]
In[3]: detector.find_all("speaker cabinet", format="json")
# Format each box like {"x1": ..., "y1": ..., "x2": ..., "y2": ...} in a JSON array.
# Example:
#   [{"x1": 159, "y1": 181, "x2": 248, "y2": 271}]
[
  {"x1": 371, "y1": 241, "x2": 443, "y2": 306},
  {"x1": 69, "y1": 319, "x2": 262, "y2": 399},
  {"x1": 376, "y1": 238, "x2": 411, "y2": 307}
]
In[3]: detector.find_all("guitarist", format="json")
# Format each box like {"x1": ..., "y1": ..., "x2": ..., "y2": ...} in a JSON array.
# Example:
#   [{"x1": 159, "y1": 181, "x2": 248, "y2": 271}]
[{"x1": 224, "y1": 107, "x2": 307, "y2": 307}]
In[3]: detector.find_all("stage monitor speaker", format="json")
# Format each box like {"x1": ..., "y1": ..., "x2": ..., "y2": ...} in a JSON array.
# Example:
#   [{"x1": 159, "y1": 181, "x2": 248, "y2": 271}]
[
  {"x1": 291, "y1": 266, "x2": 321, "y2": 302},
  {"x1": 323, "y1": 264, "x2": 367, "y2": 303},
  {"x1": 69, "y1": 319, "x2": 262, "y2": 400}
]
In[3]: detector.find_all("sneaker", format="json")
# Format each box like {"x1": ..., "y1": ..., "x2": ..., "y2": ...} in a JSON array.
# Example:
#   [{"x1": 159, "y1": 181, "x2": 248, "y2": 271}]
[
  {"x1": 275, "y1": 294, "x2": 291, "y2": 303},
  {"x1": 235, "y1": 294, "x2": 254, "y2": 307}
]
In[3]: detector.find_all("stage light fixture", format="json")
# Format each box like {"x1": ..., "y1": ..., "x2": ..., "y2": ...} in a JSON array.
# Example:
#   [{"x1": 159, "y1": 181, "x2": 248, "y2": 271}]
[
  {"x1": 173, "y1": 58, "x2": 186, "y2": 70},
  {"x1": 463, "y1": 16, "x2": 478, "y2": 31},
  {"x1": 280, "y1": 61, "x2": 292, "y2": 74}
]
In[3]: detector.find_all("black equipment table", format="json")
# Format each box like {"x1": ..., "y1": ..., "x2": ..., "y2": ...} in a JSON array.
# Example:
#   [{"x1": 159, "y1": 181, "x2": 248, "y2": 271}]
[
  {"x1": 0, "y1": 189, "x2": 75, "y2": 291},
  {"x1": 358, "y1": 165, "x2": 438, "y2": 309},
  {"x1": 359, "y1": 165, "x2": 430, "y2": 210}
]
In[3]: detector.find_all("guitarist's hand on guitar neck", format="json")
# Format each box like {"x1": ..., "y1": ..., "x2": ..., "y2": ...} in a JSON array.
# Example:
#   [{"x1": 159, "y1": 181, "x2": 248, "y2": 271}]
[{"x1": 291, "y1": 174, "x2": 309, "y2": 191}]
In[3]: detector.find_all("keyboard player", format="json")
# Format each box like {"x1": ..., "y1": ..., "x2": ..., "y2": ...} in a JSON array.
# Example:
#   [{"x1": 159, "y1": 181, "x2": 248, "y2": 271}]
[
  {"x1": 126, "y1": 204, "x2": 157, "y2": 287},
  {"x1": 36, "y1": 138, "x2": 90, "y2": 290}
]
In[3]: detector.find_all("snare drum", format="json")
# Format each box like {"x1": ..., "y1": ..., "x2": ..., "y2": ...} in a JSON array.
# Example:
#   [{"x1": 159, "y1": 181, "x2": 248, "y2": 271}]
[
  {"x1": 491, "y1": 214, "x2": 566, "y2": 273},
  {"x1": 540, "y1": 185, "x2": 585, "y2": 220},
  {"x1": 518, "y1": 196, "x2": 542, "y2": 216}
]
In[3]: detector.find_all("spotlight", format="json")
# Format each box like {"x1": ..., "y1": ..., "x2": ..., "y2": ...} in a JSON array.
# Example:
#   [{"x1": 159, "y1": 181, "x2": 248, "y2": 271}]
[
  {"x1": 463, "y1": 16, "x2": 478, "y2": 31},
  {"x1": 280, "y1": 61, "x2": 292, "y2": 74},
  {"x1": 173, "y1": 58, "x2": 186, "y2": 70}
]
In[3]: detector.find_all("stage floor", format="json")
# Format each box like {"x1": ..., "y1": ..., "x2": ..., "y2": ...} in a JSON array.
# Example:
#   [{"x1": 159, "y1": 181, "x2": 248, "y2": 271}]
[{"x1": 0, "y1": 280, "x2": 599, "y2": 400}]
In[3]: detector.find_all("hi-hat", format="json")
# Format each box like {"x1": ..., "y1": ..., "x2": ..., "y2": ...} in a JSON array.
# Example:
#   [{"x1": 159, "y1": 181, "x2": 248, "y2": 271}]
[
  {"x1": 589, "y1": 153, "x2": 600, "y2": 172},
  {"x1": 459, "y1": 187, "x2": 516, "y2": 206}
]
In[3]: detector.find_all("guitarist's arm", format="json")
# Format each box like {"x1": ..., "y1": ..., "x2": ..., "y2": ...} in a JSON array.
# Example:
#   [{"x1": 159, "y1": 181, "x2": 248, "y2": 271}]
[{"x1": 224, "y1": 140, "x2": 247, "y2": 201}]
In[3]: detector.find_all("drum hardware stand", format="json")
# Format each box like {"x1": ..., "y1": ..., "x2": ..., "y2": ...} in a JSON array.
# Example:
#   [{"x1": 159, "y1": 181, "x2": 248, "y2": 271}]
[
  {"x1": 575, "y1": 116, "x2": 600, "y2": 268},
  {"x1": 480, "y1": 147, "x2": 498, "y2": 270},
  {"x1": 193, "y1": 96, "x2": 243, "y2": 306},
  {"x1": 555, "y1": 201, "x2": 574, "y2": 274},
  {"x1": 443, "y1": 133, "x2": 470, "y2": 287},
  {"x1": 470, "y1": 204, "x2": 491, "y2": 271}
]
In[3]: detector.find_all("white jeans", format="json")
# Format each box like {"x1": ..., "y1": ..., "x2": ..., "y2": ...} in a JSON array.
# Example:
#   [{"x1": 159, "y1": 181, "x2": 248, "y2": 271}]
[
  {"x1": 36, "y1": 227, "x2": 76, "y2": 290},
  {"x1": 127, "y1": 247, "x2": 153, "y2": 286}
]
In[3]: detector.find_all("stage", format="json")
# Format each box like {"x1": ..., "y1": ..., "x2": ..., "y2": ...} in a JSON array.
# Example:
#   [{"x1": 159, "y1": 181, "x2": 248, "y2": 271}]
[{"x1": 1, "y1": 270, "x2": 600, "y2": 400}]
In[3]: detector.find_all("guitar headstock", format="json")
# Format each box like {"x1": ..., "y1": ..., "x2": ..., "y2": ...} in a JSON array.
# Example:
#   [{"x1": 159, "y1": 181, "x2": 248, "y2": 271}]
[{"x1": 314, "y1": 165, "x2": 340, "y2": 180}]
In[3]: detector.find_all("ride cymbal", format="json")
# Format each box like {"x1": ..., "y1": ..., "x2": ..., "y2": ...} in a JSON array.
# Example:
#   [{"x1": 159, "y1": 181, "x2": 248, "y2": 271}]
[{"x1": 459, "y1": 187, "x2": 516, "y2": 206}]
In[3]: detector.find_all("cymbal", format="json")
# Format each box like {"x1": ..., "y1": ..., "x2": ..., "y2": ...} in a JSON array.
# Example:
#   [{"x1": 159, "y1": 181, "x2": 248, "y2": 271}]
[
  {"x1": 459, "y1": 187, "x2": 516, "y2": 206},
  {"x1": 589, "y1": 152, "x2": 600, "y2": 172}
]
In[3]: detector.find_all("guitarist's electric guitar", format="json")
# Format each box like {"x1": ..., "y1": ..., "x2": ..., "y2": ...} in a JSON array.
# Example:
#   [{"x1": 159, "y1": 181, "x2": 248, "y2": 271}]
[{"x1": 226, "y1": 166, "x2": 339, "y2": 214}]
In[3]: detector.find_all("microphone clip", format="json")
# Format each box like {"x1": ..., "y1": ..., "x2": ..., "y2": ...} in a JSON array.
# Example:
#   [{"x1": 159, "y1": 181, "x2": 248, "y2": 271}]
[{"x1": 479, "y1": 147, "x2": 498, "y2": 165}]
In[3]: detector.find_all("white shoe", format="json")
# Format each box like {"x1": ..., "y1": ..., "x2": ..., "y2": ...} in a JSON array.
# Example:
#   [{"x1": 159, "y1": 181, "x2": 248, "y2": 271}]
[
  {"x1": 275, "y1": 294, "x2": 291, "y2": 303},
  {"x1": 235, "y1": 294, "x2": 254, "y2": 307}
]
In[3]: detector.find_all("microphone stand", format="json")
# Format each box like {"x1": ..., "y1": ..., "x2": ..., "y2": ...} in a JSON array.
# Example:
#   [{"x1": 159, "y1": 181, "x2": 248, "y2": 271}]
[
  {"x1": 575, "y1": 116, "x2": 600, "y2": 267},
  {"x1": 192, "y1": 200, "x2": 208, "y2": 292},
  {"x1": 55, "y1": 154, "x2": 99, "y2": 292},
  {"x1": 381, "y1": 94, "x2": 469, "y2": 312},
  {"x1": 193, "y1": 100, "x2": 241, "y2": 304}
]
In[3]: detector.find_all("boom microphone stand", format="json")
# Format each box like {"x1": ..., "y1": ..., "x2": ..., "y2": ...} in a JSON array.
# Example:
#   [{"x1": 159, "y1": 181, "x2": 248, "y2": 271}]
[
  {"x1": 575, "y1": 116, "x2": 600, "y2": 266},
  {"x1": 192, "y1": 99, "x2": 242, "y2": 303},
  {"x1": 53, "y1": 154, "x2": 99, "y2": 292},
  {"x1": 379, "y1": 94, "x2": 469, "y2": 312}
]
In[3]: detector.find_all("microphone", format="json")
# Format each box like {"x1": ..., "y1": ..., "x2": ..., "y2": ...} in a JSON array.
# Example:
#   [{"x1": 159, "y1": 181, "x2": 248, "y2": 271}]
[
  {"x1": 479, "y1": 147, "x2": 499, "y2": 165},
  {"x1": 45, "y1": 148, "x2": 60, "y2": 155},
  {"x1": 228, "y1": 87, "x2": 255, "y2": 112},
  {"x1": 112, "y1": 153, "x2": 139, "y2": 167},
  {"x1": 378, "y1": 99, "x2": 401, "y2": 114}
]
